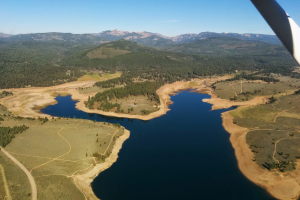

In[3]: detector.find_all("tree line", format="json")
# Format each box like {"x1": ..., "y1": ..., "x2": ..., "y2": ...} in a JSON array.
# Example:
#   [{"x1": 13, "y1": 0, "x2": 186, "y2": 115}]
[
  {"x1": 227, "y1": 72, "x2": 279, "y2": 83},
  {"x1": 86, "y1": 81, "x2": 161, "y2": 111},
  {"x1": 0, "y1": 38, "x2": 297, "y2": 89},
  {"x1": 0, "y1": 91, "x2": 13, "y2": 98},
  {"x1": 0, "y1": 125, "x2": 29, "y2": 147}
]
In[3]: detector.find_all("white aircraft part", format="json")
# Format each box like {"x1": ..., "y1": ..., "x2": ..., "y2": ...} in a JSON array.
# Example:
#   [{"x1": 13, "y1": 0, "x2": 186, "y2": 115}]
[
  {"x1": 288, "y1": 17, "x2": 300, "y2": 64},
  {"x1": 251, "y1": 0, "x2": 300, "y2": 65}
]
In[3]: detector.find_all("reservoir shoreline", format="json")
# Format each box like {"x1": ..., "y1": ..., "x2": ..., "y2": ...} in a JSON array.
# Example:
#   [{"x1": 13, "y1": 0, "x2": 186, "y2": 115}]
[
  {"x1": 62, "y1": 79, "x2": 277, "y2": 199},
  {"x1": 73, "y1": 129, "x2": 130, "y2": 200},
  {"x1": 1, "y1": 76, "x2": 294, "y2": 199}
]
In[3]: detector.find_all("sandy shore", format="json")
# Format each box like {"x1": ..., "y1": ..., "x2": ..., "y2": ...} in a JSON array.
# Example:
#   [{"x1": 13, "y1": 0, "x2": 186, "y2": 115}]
[
  {"x1": 153, "y1": 78, "x2": 300, "y2": 200},
  {"x1": 2, "y1": 76, "x2": 299, "y2": 199},
  {"x1": 221, "y1": 111, "x2": 300, "y2": 200},
  {"x1": 0, "y1": 80, "x2": 96, "y2": 118},
  {"x1": 0, "y1": 76, "x2": 230, "y2": 120},
  {"x1": 73, "y1": 129, "x2": 130, "y2": 200},
  {"x1": 202, "y1": 94, "x2": 268, "y2": 110},
  {"x1": 75, "y1": 76, "x2": 232, "y2": 120},
  {"x1": 72, "y1": 77, "x2": 300, "y2": 200},
  {"x1": 199, "y1": 83, "x2": 300, "y2": 199}
]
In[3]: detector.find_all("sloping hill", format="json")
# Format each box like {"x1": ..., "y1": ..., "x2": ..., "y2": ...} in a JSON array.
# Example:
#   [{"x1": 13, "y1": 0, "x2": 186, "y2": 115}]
[
  {"x1": 0, "y1": 34, "x2": 297, "y2": 89},
  {"x1": 164, "y1": 37, "x2": 289, "y2": 56},
  {"x1": 65, "y1": 40, "x2": 190, "y2": 72},
  {"x1": 63, "y1": 39, "x2": 295, "y2": 81}
]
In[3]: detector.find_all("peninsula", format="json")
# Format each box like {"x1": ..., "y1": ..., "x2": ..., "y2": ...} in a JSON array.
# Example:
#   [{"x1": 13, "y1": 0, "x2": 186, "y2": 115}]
[{"x1": 1, "y1": 31, "x2": 300, "y2": 200}]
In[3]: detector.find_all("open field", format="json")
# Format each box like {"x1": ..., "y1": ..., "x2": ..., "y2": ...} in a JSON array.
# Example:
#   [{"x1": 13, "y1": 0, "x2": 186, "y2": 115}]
[
  {"x1": 221, "y1": 112, "x2": 300, "y2": 200},
  {"x1": 77, "y1": 72, "x2": 121, "y2": 82},
  {"x1": 214, "y1": 76, "x2": 300, "y2": 101},
  {"x1": 78, "y1": 84, "x2": 124, "y2": 96},
  {"x1": 0, "y1": 164, "x2": 12, "y2": 200},
  {"x1": 78, "y1": 86, "x2": 108, "y2": 95},
  {"x1": 216, "y1": 87, "x2": 300, "y2": 200},
  {"x1": 0, "y1": 106, "x2": 128, "y2": 200},
  {"x1": 115, "y1": 95, "x2": 159, "y2": 115},
  {"x1": 231, "y1": 93, "x2": 300, "y2": 171},
  {"x1": 0, "y1": 151, "x2": 31, "y2": 200}
]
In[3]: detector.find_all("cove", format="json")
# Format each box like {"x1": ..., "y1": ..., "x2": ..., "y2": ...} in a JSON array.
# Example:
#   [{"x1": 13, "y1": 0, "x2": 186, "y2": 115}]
[{"x1": 42, "y1": 91, "x2": 274, "y2": 200}]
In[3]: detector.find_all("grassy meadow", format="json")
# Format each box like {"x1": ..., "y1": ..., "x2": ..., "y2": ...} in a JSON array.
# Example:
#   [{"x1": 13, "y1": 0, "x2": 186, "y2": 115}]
[
  {"x1": 214, "y1": 76, "x2": 300, "y2": 101},
  {"x1": 0, "y1": 105, "x2": 125, "y2": 200},
  {"x1": 230, "y1": 92, "x2": 300, "y2": 172},
  {"x1": 77, "y1": 71, "x2": 121, "y2": 82},
  {"x1": 0, "y1": 151, "x2": 31, "y2": 200}
]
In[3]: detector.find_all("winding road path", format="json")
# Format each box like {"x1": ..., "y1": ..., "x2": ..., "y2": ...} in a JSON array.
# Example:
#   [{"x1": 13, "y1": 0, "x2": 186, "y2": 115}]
[{"x1": 1, "y1": 147, "x2": 37, "y2": 200}]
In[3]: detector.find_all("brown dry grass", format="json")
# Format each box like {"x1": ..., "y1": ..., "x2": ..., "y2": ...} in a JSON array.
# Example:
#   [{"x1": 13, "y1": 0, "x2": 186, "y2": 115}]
[
  {"x1": 0, "y1": 73, "x2": 120, "y2": 118},
  {"x1": 3, "y1": 73, "x2": 300, "y2": 199},
  {"x1": 222, "y1": 111, "x2": 300, "y2": 200},
  {"x1": 3, "y1": 116, "x2": 127, "y2": 200}
]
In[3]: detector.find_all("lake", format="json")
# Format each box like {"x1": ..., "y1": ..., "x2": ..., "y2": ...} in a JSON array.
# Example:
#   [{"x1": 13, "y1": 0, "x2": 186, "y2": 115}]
[{"x1": 42, "y1": 91, "x2": 274, "y2": 200}]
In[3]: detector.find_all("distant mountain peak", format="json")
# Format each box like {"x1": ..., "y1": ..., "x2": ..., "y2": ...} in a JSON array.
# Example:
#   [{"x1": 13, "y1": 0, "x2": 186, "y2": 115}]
[
  {"x1": 0, "y1": 30, "x2": 280, "y2": 46},
  {"x1": 97, "y1": 30, "x2": 169, "y2": 39},
  {"x1": 171, "y1": 32, "x2": 279, "y2": 44},
  {"x1": 104, "y1": 29, "x2": 130, "y2": 36},
  {"x1": 0, "y1": 33, "x2": 12, "y2": 38}
]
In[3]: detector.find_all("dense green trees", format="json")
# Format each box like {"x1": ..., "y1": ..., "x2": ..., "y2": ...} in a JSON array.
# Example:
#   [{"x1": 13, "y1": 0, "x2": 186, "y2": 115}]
[
  {"x1": 262, "y1": 160, "x2": 295, "y2": 172},
  {"x1": 0, "y1": 38, "x2": 297, "y2": 89},
  {"x1": 62, "y1": 40, "x2": 296, "y2": 81},
  {"x1": 0, "y1": 40, "x2": 85, "y2": 89},
  {"x1": 0, "y1": 44, "x2": 83, "y2": 88},
  {"x1": 86, "y1": 81, "x2": 161, "y2": 110},
  {"x1": 227, "y1": 72, "x2": 279, "y2": 83},
  {"x1": 294, "y1": 89, "x2": 300, "y2": 95},
  {"x1": 95, "y1": 75, "x2": 132, "y2": 88},
  {"x1": 0, "y1": 125, "x2": 29, "y2": 147},
  {"x1": 84, "y1": 40, "x2": 298, "y2": 111},
  {"x1": 0, "y1": 91, "x2": 13, "y2": 98}
]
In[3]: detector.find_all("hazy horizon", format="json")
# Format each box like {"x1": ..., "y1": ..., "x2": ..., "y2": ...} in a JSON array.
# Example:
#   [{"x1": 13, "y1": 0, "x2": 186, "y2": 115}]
[
  {"x1": 0, "y1": 29, "x2": 277, "y2": 37},
  {"x1": 1, "y1": 0, "x2": 299, "y2": 36}
]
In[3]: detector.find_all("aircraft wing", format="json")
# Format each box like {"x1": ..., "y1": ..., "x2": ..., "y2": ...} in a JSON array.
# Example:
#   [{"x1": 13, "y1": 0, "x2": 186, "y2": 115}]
[{"x1": 251, "y1": 0, "x2": 300, "y2": 65}]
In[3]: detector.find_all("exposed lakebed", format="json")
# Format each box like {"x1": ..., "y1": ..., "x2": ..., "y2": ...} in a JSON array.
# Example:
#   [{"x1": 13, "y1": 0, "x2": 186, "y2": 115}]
[{"x1": 42, "y1": 91, "x2": 273, "y2": 200}]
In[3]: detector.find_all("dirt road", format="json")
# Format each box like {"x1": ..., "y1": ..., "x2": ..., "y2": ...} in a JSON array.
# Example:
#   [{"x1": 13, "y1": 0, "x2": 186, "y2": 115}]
[{"x1": 1, "y1": 147, "x2": 37, "y2": 200}]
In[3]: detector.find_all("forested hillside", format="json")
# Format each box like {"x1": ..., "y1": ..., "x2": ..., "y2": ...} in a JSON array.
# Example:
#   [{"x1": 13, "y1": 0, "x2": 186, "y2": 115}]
[
  {"x1": 0, "y1": 40, "x2": 86, "y2": 88},
  {"x1": 65, "y1": 39, "x2": 296, "y2": 81},
  {"x1": 0, "y1": 32, "x2": 297, "y2": 89},
  {"x1": 163, "y1": 37, "x2": 288, "y2": 56}
]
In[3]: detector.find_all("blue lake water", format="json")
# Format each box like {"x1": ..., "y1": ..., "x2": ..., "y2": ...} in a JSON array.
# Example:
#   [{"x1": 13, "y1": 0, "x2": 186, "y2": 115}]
[{"x1": 42, "y1": 91, "x2": 274, "y2": 200}]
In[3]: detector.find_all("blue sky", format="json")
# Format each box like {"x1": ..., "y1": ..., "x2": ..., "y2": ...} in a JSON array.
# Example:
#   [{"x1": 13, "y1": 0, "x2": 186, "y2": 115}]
[{"x1": 0, "y1": 0, "x2": 299, "y2": 36}]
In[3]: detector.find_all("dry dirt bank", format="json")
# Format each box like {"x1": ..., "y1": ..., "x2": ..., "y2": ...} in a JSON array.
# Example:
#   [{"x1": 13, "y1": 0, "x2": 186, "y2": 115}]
[
  {"x1": 2, "y1": 76, "x2": 297, "y2": 199},
  {"x1": 220, "y1": 112, "x2": 300, "y2": 200},
  {"x1": 73, "y1": 129, "x2": 130, "y2": 200}
]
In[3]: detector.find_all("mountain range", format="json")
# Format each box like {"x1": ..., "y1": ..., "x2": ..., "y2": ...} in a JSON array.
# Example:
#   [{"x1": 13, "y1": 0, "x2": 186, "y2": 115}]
[{"x1": 0, "y1": 30, "x2": 280, "y2": 47}]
